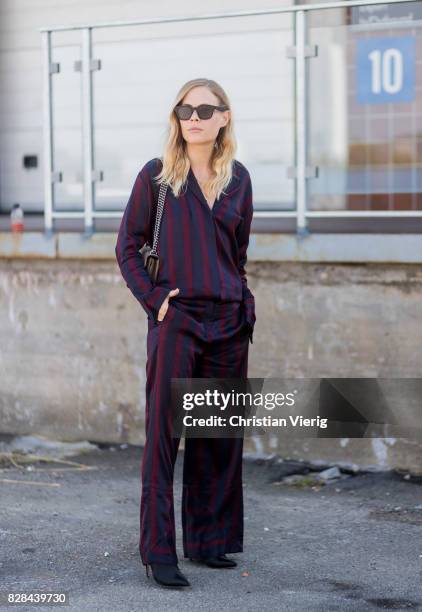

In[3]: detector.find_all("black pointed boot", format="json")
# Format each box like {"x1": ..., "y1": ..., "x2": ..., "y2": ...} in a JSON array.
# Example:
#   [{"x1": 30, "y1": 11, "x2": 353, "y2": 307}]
[
  {"x1": 189, "y1": 554, "x2": 237, "y2": 568},
  {"x1": 145, "y1": 562, "x2": 191, "y2": 587}
]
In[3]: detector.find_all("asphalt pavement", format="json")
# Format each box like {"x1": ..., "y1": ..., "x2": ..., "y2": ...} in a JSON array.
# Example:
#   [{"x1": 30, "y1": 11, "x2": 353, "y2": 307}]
[{"x1": 0, "y1": 442, "x2": 421, "y2": 612}]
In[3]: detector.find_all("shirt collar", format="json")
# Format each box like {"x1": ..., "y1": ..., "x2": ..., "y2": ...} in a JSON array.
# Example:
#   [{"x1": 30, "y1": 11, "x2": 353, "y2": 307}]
[{"x1": 187, "y1": 163, "x2": 242, "y2": 206}]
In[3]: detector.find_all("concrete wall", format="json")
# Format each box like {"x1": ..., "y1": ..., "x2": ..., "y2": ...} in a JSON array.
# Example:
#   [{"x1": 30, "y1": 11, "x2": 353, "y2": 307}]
[{"x1": 1, "y1": 233, "x2": 421, "y2": 473}]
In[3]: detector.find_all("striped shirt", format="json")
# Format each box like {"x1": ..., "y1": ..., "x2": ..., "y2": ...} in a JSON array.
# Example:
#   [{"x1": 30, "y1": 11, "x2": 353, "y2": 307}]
[{"x1": 115, "y1": 157, "x2": 256, "y2": 343}]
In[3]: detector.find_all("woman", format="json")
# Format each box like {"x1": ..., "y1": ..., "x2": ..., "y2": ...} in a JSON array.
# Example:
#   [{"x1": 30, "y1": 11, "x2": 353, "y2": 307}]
[{"x1": 115, "y1": 77, "x2": 256, "y2": 588}]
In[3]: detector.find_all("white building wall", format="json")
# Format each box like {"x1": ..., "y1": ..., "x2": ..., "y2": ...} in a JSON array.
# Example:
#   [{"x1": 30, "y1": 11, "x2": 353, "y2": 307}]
[{"x1": 0, "y1": 0, "x2": 295, "y2": 212}]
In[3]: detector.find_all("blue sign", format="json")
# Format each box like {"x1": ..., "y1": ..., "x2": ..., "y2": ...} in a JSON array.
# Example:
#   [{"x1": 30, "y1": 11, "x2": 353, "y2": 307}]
[{"x1": 356, "y1": 36, "x2": 415, "y2": 104}]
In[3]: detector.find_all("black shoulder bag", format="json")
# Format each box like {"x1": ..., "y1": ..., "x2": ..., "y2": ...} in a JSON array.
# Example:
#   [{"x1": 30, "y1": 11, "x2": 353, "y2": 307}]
[{"x1": 139, "y1": 180, "x2": 168, "y2": 284}]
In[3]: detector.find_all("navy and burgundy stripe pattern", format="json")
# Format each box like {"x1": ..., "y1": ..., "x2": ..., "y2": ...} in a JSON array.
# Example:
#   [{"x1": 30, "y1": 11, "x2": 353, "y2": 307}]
[
  {"x1": 115, "y1": 159, "x2": 256, "y2": 565},
  {"x1": 115, "y1": 157, "x2": 256, "y2": 343},
  {"x1": 140, "y1": 299, "x2": 249, "y2": 565}
]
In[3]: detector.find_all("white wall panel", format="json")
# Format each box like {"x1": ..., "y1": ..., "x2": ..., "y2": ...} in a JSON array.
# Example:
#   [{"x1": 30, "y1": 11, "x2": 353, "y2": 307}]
[{"x1": 0, "y1": 0, "x2": 294, "y2": 211}]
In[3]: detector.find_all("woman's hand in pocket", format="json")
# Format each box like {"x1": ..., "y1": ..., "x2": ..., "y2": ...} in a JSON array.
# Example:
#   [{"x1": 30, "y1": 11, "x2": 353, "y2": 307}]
[{"x1": 157, "y1": 288, "x2": 179, "y2": 322}]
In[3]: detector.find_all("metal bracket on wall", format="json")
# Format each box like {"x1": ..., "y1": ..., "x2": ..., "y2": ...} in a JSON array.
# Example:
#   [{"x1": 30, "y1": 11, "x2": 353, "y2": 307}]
[
  {"x1": 285, "y1": 45, "x2": 318, "y2": 58},
  {"x1": 92, "y1": 170, "x2": 104, "y2": 182},
  {"x1": 49, "y1": 62, "x2": 60, "y2": 74},
  {"x1": 51, "y1": 171, "x2": 63, "y2": 183},
  {"x1": 74, "y1": 59, "x2": 102, "y2": 72},
  {"x1": 75, "y1": 170, "x2": 104, "y2": 182},
  {"x1": 287, "y1": 166, "x2": 319, "y2": 179}
]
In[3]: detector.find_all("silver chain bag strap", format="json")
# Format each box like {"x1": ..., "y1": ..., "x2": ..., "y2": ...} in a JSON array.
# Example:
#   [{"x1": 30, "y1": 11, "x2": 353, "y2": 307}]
[{"x1": 139, "y1": 180, "x2": 168, "y2": 284}]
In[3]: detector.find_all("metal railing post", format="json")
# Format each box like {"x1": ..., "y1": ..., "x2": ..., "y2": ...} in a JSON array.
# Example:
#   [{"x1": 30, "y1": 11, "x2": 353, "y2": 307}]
[
  {"x1": 295, "y1": 10, "x2": 308, "y2": 236},
  {"x1": 81, "y1": 28, "x2": 95, "y2": 234},
  {"x1": 42, "y1": 31, "x2": 54, "y2": 234}
]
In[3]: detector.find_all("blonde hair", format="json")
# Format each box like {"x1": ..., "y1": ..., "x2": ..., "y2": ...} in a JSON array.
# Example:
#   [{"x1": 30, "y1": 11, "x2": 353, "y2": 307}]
[{"x1": 153, "y1": 78, "x2": 237, "y2": 200}]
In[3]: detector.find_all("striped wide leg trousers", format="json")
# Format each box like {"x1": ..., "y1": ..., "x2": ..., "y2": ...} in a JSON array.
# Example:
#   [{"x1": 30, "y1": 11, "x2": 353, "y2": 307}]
[{"x1": 139, "y1": 298, "x2": 250, "y2": 566}]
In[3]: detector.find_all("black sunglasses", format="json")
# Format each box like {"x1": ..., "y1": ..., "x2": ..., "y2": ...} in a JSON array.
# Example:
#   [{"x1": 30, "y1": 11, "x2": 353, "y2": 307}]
[{"x1": 174, "y1": 103, "x2": 229, "y2": 120}]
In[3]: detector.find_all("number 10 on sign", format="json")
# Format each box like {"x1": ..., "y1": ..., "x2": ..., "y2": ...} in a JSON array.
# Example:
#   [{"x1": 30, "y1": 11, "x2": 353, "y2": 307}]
[{"x1": 356, "y1": 36, "x2": 415, "y2": 104}]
